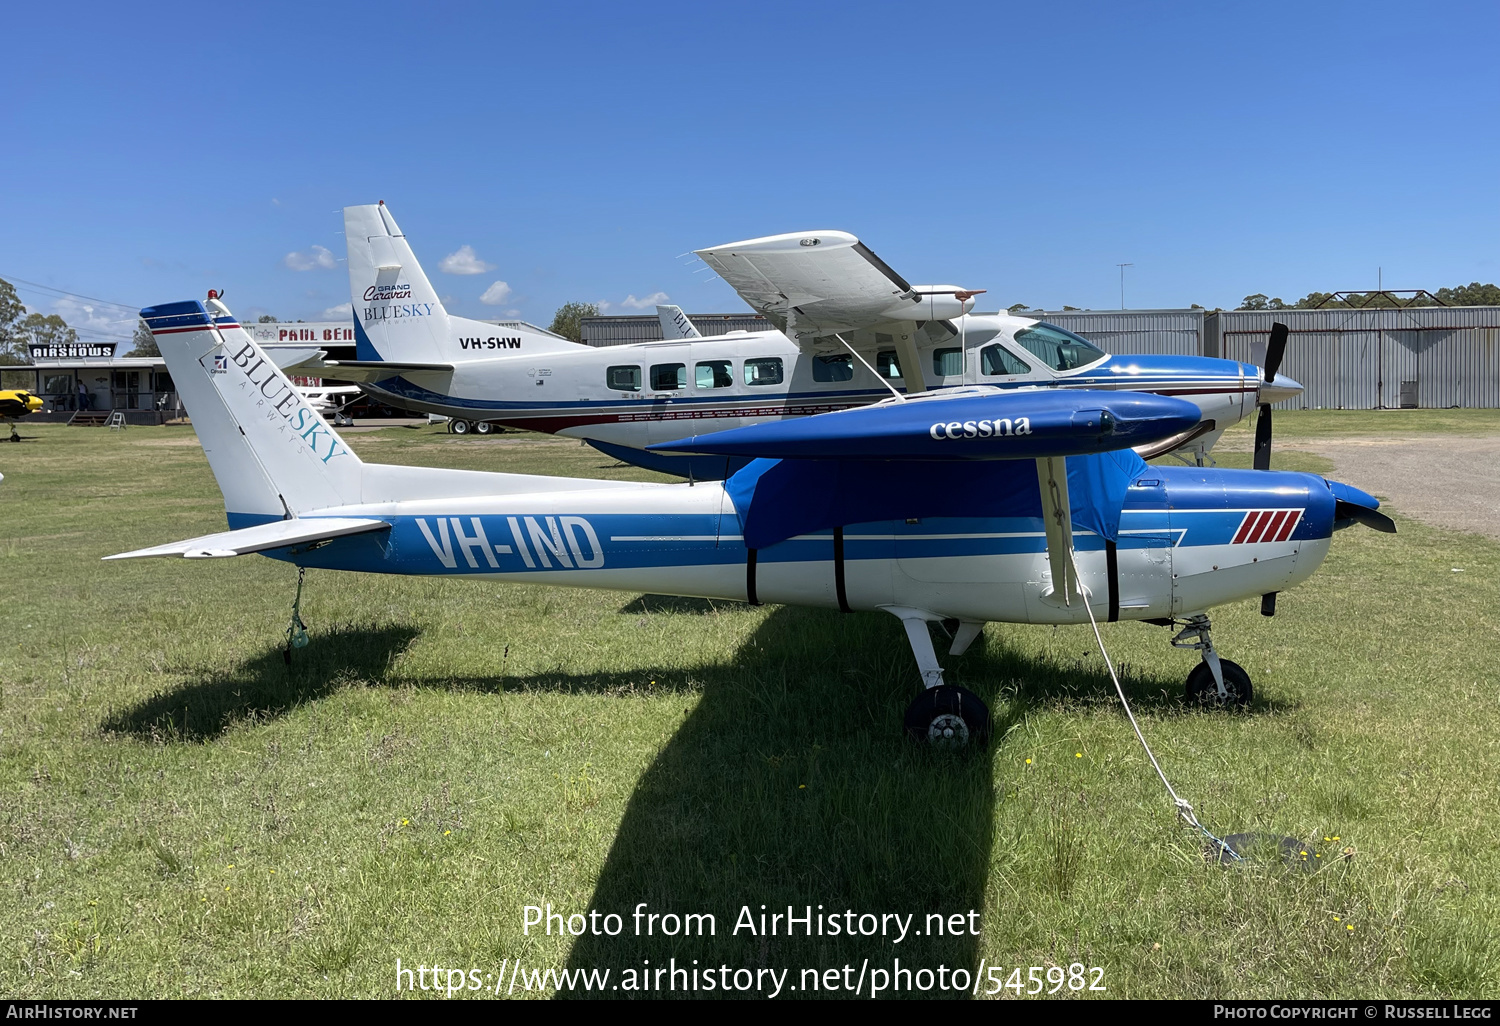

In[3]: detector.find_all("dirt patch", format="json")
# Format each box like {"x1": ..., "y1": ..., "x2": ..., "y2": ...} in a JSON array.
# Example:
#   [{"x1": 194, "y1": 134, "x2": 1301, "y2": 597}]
[{"x1": 1296, "y1": 435, "x2": 1500, "y2": 542}]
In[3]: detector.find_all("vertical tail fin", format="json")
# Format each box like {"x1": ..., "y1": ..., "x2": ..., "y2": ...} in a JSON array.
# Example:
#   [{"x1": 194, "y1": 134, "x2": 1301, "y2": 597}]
[
  {"x1": 140, "y1": 296, "x2": 363, "y2": 523},
  {"x1": 344, "y1": 201, "x2": 452, "y2": 364},
  {"x1": 344, "y1": 201, "x2": 586, "y2": 362},
  {"x1": 656, "y1": 304, "x2": 702, "y2": 339}
]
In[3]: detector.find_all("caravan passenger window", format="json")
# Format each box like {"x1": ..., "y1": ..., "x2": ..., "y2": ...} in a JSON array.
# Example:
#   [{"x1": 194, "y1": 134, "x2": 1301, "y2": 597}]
[
  {"x1": 812, "y1": 355, "x2": 853, "y2": 382},
  {"x1": 607, "y1": 365, "x2": 641, "y2": 391},
  {"x1": 650, "y1": 363, "x2": 687, "y2": 390},
  {"x1": 980, "y1": 344, "x2": 1030, "y2": 376},
  {"x1": 932, "y1": 348, "x2": 964, "y2": 377},
  {"x1": 744, "y1": 358, "x2": 783, "y2": 386},
  {"x1": 695, "y1": 360, "x2": 733, "y2": 389},
  {"x1": 876, "y1": 351, "x2": 903, "y2": 379}
]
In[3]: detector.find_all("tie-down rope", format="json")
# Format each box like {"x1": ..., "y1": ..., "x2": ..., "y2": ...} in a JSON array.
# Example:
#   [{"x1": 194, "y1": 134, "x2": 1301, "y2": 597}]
[{"x1": 1066, "y1": 549, "x2": 1243, "y2": 862}]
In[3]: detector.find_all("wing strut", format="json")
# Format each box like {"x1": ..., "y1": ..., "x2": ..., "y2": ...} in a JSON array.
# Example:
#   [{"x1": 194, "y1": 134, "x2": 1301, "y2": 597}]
[
  {"x1": 834, "y1": 333, "x2": 904, "y2": 402},
  {"x1": 1035, "y1": 456, "x2": 1081, "y2": 605}
]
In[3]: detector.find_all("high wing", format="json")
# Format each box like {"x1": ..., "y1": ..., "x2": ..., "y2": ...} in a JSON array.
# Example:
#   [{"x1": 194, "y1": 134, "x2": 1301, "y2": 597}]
[
  {"x1": 105, "y1": 517, "x2": 390, "y2": 560},
  {"x1": 654, "y1": 387, "x2": 1202, "y2": 606},
  {"x1": 695, "y1": 230, "x2": 983, "y2": 360}
]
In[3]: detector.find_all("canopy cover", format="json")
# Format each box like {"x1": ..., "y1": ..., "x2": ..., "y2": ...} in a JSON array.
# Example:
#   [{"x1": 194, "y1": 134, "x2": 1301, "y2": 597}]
[{"x1": 725, "y1": 449, "x2": 1147, "y2": 550}]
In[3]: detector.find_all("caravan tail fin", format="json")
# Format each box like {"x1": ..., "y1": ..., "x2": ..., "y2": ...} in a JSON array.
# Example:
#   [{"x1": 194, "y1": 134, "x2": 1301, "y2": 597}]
[
  {"x1": 344, "y1": 201, "x2": 585, "y2": 364},
  {"x1": 344, "y1": 202, "x2": 453, "y2": 364},
  {"x1": 139, "y1": 296, "x2": 363, "y2": 523}
]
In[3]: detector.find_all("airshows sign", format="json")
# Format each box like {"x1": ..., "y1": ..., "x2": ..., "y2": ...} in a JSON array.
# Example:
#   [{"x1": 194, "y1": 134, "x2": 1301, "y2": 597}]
[{"x1": 28, "y1": 341, "x2": 118, "y2": 360}]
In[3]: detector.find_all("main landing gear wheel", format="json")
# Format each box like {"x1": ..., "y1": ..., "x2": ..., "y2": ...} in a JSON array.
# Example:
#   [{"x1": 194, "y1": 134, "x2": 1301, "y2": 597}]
[
  {"x1": 1185, "y1": 659, "x2": 1253, "y2": 707},
  {"x1": 474, "y1": 421, "x2": 495, "y2": 435},
  {"x1": 904, "y1": 685, "x2": 991, "y2": 748},
  {"x1": 450, "y1": 419, "x2": 471, "y2": 435}
]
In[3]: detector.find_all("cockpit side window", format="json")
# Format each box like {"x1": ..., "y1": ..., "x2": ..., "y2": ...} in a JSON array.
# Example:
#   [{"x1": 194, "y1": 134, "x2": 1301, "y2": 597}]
[
  {"x1": 980, "y1": 344, "x2": 1030, "y2": 376},
  {"x1": 1012, "y1": 323, "x2": 1106, "y2": 372}
]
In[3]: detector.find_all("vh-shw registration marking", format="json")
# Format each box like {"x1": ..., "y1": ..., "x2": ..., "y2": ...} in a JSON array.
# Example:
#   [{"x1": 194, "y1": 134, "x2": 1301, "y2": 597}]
[{"x1": 416, "y1": 516, "x2": 605, "y2": 570}]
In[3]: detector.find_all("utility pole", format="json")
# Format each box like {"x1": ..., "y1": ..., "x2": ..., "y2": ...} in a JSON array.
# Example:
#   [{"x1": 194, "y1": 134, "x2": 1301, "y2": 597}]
[{"x1": 1117, "y1": 263, "x2": 1133, "y2": 309}]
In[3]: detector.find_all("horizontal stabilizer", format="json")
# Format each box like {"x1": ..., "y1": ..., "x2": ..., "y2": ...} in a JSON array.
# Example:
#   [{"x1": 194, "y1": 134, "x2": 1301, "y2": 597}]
[
  {"x1": 104, "y1": 517, "x2": 390, "y2": 561},
  {"x1": 650, "y1": 389, "x2": 1202, "y2": 461},
  {"x1": 264, "y1": 346, "x2": 326, "y2": 372},
  {"x1": 319, "y1": 360, "x2": 454, "y2": 383}
]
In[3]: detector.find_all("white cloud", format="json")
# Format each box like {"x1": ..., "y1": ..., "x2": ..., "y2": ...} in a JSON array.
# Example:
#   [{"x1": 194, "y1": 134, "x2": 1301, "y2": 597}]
[
  {"x1": 439, "y1": 245, "x2": 494, "y2": 275},
  {"x1": 479, "y1": 281, "x2": 512, "y2": 305},
  {"x1": 621, "y1": 291, "x2": 669, "y2": 310},
  {"x1": 505, "y1": 308, "x2": 521, "y2": 317},
  {"x1": 319, "y1": 302, "x2": 353, "y2": 321},
  {"x1": 284, "y1": 245, "x2": 337, "y2": 271},
  {"x1": 49, "y1": 296, "x2": 137, "y2": 341},
  {"x1": 595, "y1": 299, "x2": 613, "y2": 312}
]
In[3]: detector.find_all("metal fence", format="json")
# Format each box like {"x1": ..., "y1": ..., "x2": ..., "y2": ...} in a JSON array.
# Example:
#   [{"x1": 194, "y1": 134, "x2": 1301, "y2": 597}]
[
  {"x1": 1013, "y1": 309, "x2": 1205, "y2": 357},
  {"x1": 1212, "y1": 307, "x2": 1500, "y2": 410},
  {"x1": 581, "y1": 313, "x2": 773, "y2": 347}
]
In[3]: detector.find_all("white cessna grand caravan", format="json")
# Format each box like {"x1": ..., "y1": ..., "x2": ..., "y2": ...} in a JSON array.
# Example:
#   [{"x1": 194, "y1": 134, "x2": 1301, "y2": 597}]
[{"x1": 305, "y1": 203, "x2": 1302, "y2": 479}]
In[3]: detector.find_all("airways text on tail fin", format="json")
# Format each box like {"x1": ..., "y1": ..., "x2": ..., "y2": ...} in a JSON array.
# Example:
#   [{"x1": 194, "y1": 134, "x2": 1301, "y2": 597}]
[{"x1": 140, "y1": 297, "x2": 363, "y2": 521}]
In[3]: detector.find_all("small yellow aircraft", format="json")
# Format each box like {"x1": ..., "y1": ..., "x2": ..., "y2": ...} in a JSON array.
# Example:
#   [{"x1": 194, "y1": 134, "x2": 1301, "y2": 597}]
[{"x1": 1, "y1": 388, "x2": 43, "y2": 441}]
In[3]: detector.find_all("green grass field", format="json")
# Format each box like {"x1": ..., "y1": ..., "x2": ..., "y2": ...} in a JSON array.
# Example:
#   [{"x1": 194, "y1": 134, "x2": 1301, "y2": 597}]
[{"x1": 1, "y1": 413, "x2": 1497, "y2": 999}]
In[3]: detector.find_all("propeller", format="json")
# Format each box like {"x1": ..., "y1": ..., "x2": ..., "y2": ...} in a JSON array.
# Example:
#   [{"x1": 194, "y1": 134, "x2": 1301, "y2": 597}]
[
  {"x1": 1252, "y1": 322, "x2": 1289, "y2": 472},
  {"x1": 1254, "y1": 322, "x2": 1289, "y2": 615}
]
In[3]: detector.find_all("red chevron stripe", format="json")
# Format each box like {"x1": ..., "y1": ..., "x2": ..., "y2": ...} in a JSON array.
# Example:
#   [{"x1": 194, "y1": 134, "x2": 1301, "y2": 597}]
[
  {"x1": 1242, "y1": 510, "x2": 1278, "y2": 546},
  {"x1": 1231, "y1": 512, "x2": 1258, "y2": 544}
]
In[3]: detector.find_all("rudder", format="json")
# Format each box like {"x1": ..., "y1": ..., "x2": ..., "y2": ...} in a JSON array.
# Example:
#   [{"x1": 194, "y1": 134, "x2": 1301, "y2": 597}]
[{"x1": 141, "y1": 296, "x2": 363, "y2": 524}]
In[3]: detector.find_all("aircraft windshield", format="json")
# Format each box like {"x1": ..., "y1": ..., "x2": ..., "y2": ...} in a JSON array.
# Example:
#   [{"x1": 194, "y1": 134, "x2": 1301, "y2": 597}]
[{"x1": 1012, "y1": 323, "x2": 1105, "y2": 372}]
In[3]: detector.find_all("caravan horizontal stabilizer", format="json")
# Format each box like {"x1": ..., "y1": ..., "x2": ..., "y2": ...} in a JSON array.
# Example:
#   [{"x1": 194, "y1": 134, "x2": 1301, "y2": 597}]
[
  {"x1": 320, "y1": 360, "x2": 454, "y2": 383},
  {"x1": 103, "y1": 517, "x2": 390, "y2": 561},
  {"x1": 649, "y1": 389, "x2": 1202, "y2": 461}
]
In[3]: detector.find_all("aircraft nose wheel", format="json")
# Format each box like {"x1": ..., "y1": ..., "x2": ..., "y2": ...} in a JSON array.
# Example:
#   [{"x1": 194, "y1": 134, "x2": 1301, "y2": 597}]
[
  {"x1": 1185, "y1": 659, "x2": 1254, "y2": 707},
  {"x1": 904, "y1": 685, "x2": 991, "y2": 748}
]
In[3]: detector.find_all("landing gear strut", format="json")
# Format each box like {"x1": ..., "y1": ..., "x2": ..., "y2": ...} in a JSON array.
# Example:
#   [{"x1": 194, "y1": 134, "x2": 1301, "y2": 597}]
[
  {"x1": 886, "y1": 607, "x2": 991, "y2": 747},
  {"x1": 1172, "y1": 614, "x2": 1253, "y2": 707}
]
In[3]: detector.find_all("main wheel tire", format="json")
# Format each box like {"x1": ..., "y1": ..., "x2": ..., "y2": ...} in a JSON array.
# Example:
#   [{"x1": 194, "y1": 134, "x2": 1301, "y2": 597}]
[
  {"x1": 451, "y1": 419, "x2": 471, "y2": 435},
  {"x1": 475, "y1": 421, "x2": 494, "y2": 435},
  {"x1": 904, "y1": 685, "x2": 991, "y2": 748},
  {"x1": 1185, "y1": 659, "x2": 1253, "y2": 707}
]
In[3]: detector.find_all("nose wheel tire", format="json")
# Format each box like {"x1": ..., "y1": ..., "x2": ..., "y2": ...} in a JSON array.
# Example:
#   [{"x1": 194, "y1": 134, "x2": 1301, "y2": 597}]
[
  {"x1": 904, "y1": 685, "x2": 991, "y2": 748},
  {"x1": 1185, "y1": 659, "x2": 1253, "y2": 707}
]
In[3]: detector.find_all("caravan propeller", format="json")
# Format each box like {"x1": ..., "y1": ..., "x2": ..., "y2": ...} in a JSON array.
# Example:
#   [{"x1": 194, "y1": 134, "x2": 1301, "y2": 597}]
[
  {"x1": 1253, "y1": 321, "x2": 1298, "y2": 616},
  {"x1": 1252, "y1": 322, "x2": 1289, "y2": 472}
]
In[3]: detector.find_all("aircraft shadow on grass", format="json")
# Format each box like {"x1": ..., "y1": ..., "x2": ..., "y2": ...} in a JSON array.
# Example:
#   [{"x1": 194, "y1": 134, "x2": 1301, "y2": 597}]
[
  {"x1": 101, "y1": 623, "x2": 422, "y2": 743},
  {"x1": 101, "y1": 602, "x2": 1287, "y2": 998},
  {"x1": 488, "y1": 606, "x2": 1289, "y2": 1000}
]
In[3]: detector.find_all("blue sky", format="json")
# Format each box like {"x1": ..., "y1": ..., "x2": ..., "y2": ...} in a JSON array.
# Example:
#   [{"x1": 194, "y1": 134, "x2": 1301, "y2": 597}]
[{"x1": 2, "y1": 1, "x2": 1496, "y2": 344}]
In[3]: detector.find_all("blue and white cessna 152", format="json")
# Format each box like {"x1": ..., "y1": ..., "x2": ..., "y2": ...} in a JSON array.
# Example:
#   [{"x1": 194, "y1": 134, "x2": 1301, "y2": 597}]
[
  {"x1": 309, "y1": 204, "x2": 1303, "y2": 479},
  {"x1": 113, "y1": 295, "x2": 1390, "y2": 744}
]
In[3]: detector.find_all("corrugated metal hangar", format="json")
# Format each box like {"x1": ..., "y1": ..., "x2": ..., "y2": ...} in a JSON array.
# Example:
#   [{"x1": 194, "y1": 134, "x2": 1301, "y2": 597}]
[{"x1": 584, "y1": 307, "x2": 1500, "y2": 410}]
